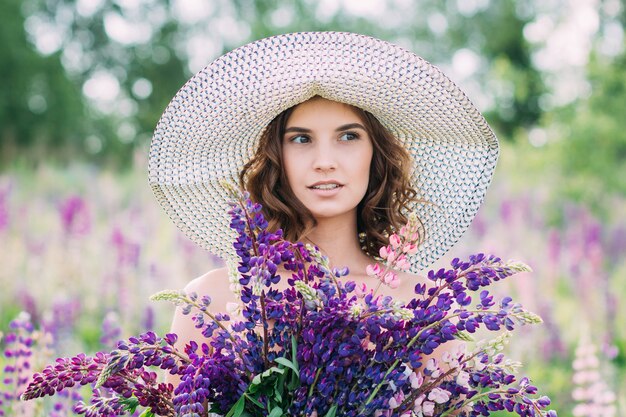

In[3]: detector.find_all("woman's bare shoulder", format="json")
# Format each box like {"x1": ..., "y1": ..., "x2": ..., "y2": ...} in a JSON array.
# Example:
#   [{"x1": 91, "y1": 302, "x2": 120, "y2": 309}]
[
  {"x1": 183, "y1": 267, "x2": 240, "y2": 309},
  {"x1": 395, "y1": 270, "x2": 429, "y2": 297},
  {"x1": 184, "y1": 267, "x2": 229, "y2": 291},
  {"x1": 398, "y1": 270, "x2": 428, "y2": 284}
]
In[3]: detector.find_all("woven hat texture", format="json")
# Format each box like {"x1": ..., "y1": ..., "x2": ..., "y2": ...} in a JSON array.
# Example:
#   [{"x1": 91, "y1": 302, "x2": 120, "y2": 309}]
[{"x1": 149, "y1": 31, "x2": 499, "y2": 273}]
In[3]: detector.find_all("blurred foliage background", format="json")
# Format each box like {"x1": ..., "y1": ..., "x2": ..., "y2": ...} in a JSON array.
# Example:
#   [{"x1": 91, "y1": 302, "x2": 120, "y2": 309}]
[
  {"x1": 1, "y1": 0, "x2": 625, "y2": 416},
  {"x1": 2, "y1": 0, "x2": 625, "y2": 200}
]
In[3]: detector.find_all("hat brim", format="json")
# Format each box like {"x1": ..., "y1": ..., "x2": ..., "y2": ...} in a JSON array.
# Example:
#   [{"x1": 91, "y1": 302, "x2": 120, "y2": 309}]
[{"x1": 149, "y1": 31, "x2": 499, "y2": 273}]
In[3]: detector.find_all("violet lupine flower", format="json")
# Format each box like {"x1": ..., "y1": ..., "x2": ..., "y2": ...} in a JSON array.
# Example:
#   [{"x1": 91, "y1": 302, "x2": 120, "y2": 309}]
[
  {"x1": 143, "y1": 305, "x2": 155, "y2": 331},
  {"x1": 1, "y1": 312, "x2": 35, "y2": 417},
  {"x1": 0, "y1": 184, "x2": 10, "y2": 232},
  {"x1": 41, "y1": 298, "x2": 82, "y2": 351},
  {"x1": 111, "y1": 226, "x2": 141, "y2": 268},
  {"x1": 21, "y1": 184, "x2": 556, "y2": 417},
  {"x1": 1, "y1": 312, "x2": 73, "y2": 416},
  {"x1": 22, "y1": 332, "x2": 178, "y2": 416},
  {"x1": 100, "y1": 311, "x2": 122, "y2": 348},
  {"x1": 58, "y1": 195, "x2": 90, "y2": 236}
]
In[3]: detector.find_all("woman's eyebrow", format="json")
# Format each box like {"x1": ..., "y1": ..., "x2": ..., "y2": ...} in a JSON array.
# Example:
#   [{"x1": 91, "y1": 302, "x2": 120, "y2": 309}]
[
  {"x1": 335, "y1": 123, "x2": 366, "y2": 132},
  {"x1": 283, "y1": 123, "x2": 366, "y2": 134},
  {"x1": 284, "y1": 126, "x2": 312, "y2": 133}
]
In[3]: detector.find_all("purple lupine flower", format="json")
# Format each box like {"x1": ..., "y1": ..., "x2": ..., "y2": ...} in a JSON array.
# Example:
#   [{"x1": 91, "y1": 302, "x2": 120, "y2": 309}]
[
  {"x1": 58, "y1": 195, "x2": 90, "y2": 236},
  {"x1": 607, "y1": 224, "x2": 626, "y2": 264},
  {"x1": 111, "y1": 226, "x2": 141, "y2": 268},
  {"x1": 1, "y1": 313, "x2": 36, "y2": 416},
  {"x1": 100, "y1": 311, "x2": 122, "y2": 349},
  {"x1": 0, "y1": 183, "x2": 10, "y2": 232},
  {"x1": 142, "y1": 306, "x2": 155, "y2": 332},
  {"x1": 41, "y1": 298, "x2": 82, "y2": 348},
  {"x1": 20, "y1": 184, "x2": 556, "y2": 417}
]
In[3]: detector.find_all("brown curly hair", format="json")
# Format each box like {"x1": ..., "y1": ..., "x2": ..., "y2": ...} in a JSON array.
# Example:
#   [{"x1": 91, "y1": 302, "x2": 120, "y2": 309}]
[{"x1": 239, "y1": 98, "x2": 422, "y2": 257}]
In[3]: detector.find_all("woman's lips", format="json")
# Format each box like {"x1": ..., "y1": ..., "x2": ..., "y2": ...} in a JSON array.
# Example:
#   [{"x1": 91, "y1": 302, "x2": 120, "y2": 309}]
[{"x1": 308, "y1": 182, "x2": 344, "y2": 196}]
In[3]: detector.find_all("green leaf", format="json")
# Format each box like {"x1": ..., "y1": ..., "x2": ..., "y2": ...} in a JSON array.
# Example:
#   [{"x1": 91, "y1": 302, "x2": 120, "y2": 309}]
[
  {"x1": 251, "y1": 366, "x2": 284, "y2": 385},
  {"x1": 272, "y1": 372, "x2": 283, "y2": 403},
  {"x1": 244, "y1": 393, "x2": 265, "y2": 409},
  {"x1": 323, "y1": 405, "x2": 337, "y2": 417},
  {"x1": 268, "y1": 406, "x2": 283, "y2": 417},
  {"x1": 119, "y1": 396, "x2": 140, "y2": 414},
  {"x1": 225, "y1": 395, "x2": 246, "y2": 417},
  {"x1": 288, "y1": 374, "x2": 300, "y2": 391},
  {"x1": 138, "y1": 409, "x2": 155, "y2": 417},
  {"x1": 274, "y1": 357, "x2": 299, "y2": 374}
]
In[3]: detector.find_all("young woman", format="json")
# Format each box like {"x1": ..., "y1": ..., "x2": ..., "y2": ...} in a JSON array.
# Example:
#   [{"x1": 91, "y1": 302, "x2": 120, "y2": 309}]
[
  {"x1": 149, "y1": 31, "x2": 499, "y2": 402},
  {"x1": 169, "y1": 95, "x2": 422, "y2": 359}
]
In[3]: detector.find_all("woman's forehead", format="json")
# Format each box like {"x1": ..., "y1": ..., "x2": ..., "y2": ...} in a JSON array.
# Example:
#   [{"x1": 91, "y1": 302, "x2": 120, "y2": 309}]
[{"x1": 287, "y1": 96, "x2": 363, "y2": 127}]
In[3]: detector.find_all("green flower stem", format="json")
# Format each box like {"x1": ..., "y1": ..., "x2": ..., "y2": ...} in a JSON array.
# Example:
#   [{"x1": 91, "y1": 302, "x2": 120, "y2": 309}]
[{"x1": 307, "y1": 368, "x2": 323, "y2": 398}]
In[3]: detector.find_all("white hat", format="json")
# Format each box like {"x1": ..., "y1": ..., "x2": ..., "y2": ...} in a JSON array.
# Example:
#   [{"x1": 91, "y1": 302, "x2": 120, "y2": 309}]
[{"x1": 149, "y1": 31, "x2": 499, "y2": 272}]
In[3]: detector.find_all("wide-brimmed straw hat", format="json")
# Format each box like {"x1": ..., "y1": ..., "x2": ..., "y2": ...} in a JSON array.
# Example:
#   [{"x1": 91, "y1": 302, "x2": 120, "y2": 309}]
[{"x1": 149, "y1": 31, "x2": 499, "y2": 273}]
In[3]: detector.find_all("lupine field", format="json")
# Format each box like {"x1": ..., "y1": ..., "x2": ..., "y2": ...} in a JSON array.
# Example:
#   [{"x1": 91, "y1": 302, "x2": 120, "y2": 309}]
[
  {"x1": 1, "y1": 143, "x2": 624, "y2": 417},
  {"x1": 2, "y1": 0, "x2": 625, "y2": 414}
]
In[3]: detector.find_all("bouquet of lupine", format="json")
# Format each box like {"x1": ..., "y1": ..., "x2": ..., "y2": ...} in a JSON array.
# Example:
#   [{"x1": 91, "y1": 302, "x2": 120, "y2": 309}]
[{"x1": 21, "y1": 186, "x2": 557, "y2": 417}]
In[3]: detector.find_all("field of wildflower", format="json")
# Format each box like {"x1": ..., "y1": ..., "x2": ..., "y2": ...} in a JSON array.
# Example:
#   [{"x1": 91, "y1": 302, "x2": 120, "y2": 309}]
[{"x1": 1, "y1": 144, "x2": 625, "y2": 416}]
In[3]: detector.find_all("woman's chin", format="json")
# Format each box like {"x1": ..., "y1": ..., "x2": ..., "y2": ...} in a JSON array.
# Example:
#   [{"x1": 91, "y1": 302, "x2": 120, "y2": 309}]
[{"x1": 308, "y1": 206, "x2": 358, "y2": 223}]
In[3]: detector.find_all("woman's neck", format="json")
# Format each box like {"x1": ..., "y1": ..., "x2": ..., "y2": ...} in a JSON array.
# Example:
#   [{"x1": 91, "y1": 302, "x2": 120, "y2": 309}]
[{"x1": 303, "y1": 213, "x2": 371, "y2": 273}]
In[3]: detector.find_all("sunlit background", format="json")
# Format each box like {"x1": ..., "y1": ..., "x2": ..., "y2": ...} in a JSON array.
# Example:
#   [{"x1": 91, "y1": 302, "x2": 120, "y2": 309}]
[{"x1": 1, "y1": 0, "x2": 625, "y2": 415}]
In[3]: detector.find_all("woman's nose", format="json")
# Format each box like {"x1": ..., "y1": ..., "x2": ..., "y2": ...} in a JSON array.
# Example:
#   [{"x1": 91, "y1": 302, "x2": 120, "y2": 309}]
[{"x1": 312, "y1": 140, "x2": 337, "y2": 171}]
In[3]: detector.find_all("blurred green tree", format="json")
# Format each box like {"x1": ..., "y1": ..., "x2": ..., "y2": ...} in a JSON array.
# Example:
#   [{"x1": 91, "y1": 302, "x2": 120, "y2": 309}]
[
  {"x1": 549, "y1": 49, "x2": 626, "y2": 204},
  {"x1": 0, "y1": 0, "x2": 87, "y2": 165},
  {"x1": 0, "y1": 0, "x2": 598, "y2": 172},
  {"x1": 1, "y1": 0, "x2": 190, "y2": 168}
]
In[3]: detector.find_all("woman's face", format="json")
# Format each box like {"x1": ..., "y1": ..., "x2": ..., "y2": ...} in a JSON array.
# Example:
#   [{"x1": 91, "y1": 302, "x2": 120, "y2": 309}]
[{"x1": 282, "y1": 97, "x2": 374, "y2": 222}]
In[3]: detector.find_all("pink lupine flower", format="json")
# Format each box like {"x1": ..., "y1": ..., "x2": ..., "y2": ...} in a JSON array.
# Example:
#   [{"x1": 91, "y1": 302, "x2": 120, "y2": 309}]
[
  {"x1": 425, "y1": 358, "x2": 441, "y2": 378},
  {"x1": 395, "y1": 254, "x2": 410, "y2": 271},
  {"x1": 389, "y1": 234, "x2": 401, "y2": 249},
  {"x1": 388, "y1": 397, "x2": 399, "y2": 409},
  {"x1": 456, "y1": 371, "x2": 470, "y2": 388},
  {"x1": 355, "y1": 282, "x2": 369, "y2": 298},
  {"x1": 409, "y1": 371, "x2": 424, "y2": 389},
  {"x1": 428, "y1": 387, "x2": 451, "y2": 404},
  {"x1": 403, "y1": 243, "x2": 419, "y2": 255},
  {"x1": 383, "y1": 272, "x2": 400, "y2": 289},
  {"x1": 422, "y1": 400, "x2": 435, "y2": 416},
  {"x1": 388, "y1": 390, "x2": 404, "y2": 409},
  {"x1": 366, "y1": 263, "x2": 382, "y2": 277}
]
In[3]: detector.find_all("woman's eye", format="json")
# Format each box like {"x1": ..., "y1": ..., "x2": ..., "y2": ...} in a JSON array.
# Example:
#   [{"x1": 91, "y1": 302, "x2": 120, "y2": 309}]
[
  {"x1": 340, "y1": 132, "x2": 359, "y2": 141},
  {"x1": 291, "y1": 135, "x2": 310, "y2": 144}
]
